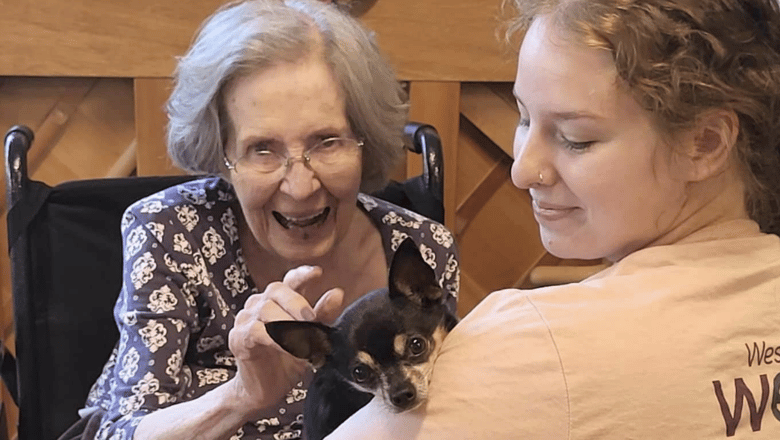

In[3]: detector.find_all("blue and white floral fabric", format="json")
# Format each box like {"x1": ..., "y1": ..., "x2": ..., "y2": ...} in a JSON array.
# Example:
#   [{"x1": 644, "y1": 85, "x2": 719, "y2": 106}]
[{"x1": 82, "y1": 177, "x2": 459, "y2": 440}]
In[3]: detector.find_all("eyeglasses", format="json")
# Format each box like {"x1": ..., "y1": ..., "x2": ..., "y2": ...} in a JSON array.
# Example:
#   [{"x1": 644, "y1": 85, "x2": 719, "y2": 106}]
[{"x1": 224, "y1": 137, "x2": 363, "y2": 176}]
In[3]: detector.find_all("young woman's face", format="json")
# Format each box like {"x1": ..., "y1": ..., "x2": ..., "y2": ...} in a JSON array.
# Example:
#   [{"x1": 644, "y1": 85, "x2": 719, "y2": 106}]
[
  {"x1": 224, "y1": 56, "x2": 363, "y2": 263},
  {"x1": 511, "y1": 16, "x2": 690, "y2": 262}
]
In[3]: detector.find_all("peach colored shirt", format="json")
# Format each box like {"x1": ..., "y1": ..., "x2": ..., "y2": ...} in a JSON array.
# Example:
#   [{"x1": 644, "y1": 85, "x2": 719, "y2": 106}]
[{"x1": 328, "y1": 219, "x2": 780, "y2": 439}]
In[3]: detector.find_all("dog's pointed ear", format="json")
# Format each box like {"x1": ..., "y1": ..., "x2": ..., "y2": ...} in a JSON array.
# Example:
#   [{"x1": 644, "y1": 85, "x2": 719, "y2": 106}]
[
  {"x1": 388, "y1": 238, "x2": 443, "y2": 307},
  {"x1": 265, "y1": 321, "x2": 333, "y2": 369}
]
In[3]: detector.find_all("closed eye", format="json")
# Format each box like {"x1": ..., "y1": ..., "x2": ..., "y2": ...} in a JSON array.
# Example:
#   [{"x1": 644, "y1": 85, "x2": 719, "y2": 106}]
[
  {"x1": 317, "y1": 136, "x2": 343, "y2": 149},
  {"x1": 562, "y1": 137, "x2": 596, "y2": 151},
  {"x1": 309, "y1": 129, "x2": 346, "y2": 144},
  {"x1": 246, "y1": 139, "x2": 277, "y2": 155}
]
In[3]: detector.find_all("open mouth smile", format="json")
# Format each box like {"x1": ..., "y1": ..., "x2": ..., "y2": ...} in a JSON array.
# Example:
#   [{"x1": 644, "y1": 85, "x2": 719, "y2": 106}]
[{"x1": 272, "y1": 207, "x2": 331, "y2": 229}]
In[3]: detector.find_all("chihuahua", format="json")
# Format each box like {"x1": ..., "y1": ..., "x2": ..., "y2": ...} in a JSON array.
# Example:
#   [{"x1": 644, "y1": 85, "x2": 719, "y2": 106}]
[{"x1": 265, "y1": 237, "x2": 458, "y2": 440}]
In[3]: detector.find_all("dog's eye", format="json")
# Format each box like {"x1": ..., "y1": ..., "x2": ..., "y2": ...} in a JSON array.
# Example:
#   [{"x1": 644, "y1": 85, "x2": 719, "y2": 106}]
[
  {"x1": 408, "y1": 337, "x2": 428, "y2": 357},
  {"x1": 352, "y1": 364, "x2": 372, "y2": 383}
]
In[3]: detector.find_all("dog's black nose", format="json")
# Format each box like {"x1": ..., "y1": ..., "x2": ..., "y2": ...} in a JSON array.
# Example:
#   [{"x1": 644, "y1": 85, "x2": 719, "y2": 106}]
[{"x1": 390, "y1": 384, "x2": 417, "y2": 409}]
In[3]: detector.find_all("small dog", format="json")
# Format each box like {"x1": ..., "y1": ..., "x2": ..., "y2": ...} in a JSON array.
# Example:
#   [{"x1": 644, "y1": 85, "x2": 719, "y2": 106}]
[{"x1": 266, "y1": 238, "x2": 458, "y2": 440}]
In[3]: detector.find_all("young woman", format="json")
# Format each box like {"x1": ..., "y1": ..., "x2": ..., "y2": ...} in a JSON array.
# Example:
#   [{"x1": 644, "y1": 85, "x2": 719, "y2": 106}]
[{"x1": 327, "y1": 0, "x2": 780, "y2": 438}]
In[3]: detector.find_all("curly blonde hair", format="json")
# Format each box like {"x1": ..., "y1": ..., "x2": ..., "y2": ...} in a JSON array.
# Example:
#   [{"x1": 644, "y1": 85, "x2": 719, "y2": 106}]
[{"x1": 504, "y1": 0, "x2": 780, "y2": 234}]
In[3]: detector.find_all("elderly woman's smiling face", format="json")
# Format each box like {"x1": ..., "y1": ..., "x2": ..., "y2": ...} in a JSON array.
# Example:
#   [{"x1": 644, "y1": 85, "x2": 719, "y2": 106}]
[{"x1": 223, "y1": 55, "x2": 363, "y2": 263}]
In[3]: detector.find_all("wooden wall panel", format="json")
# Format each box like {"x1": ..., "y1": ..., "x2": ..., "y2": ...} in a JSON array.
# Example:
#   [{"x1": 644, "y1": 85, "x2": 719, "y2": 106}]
[
  {"x1": 460, "y1": 82, "x2": 517, "y2": 156},
  {"x1": 457, "y1": 268, "x2": 488, "y2": 319},
  {"x1": 42, "y1": 81, "x2": 134, "y2": 179},
  {"x1": 29, "y1": 80, "x2": 135, "y2": 183},
  {"x1": 362, "y1": 0, "x2": 516, "y2": 81},
  {"x1": 0, "y1": 0, "x2": 515, "y2": 81},
  {"x1": 0, "y1": 78, "x2": 93, "y2": 130},
  {"x1": 134, "y1": 78, "x2": 183, "y2": 176},
  {"x1": 0, "y1": 0, "x2": 222, "y2": 78},
  {"x1": 460, "y1": 181, "x2": 546, "y2": 292}
]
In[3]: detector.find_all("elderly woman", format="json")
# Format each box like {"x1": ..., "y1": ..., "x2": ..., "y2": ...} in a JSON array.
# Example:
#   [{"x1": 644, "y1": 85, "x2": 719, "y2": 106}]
[{"x1": 73, "y1": 1, "x2": 459, "y2": 439}]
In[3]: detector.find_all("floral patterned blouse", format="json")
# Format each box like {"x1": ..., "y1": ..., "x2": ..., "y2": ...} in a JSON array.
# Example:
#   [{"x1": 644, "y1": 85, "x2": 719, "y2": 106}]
[{"x1": 82, "y1": 177, "x2": 459, "y2": 440}]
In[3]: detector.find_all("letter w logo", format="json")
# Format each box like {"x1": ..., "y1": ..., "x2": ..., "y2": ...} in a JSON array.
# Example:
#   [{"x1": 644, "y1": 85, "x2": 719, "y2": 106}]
[{"x1": 713, "y1": 375, "x2": 770, "y2": 437}]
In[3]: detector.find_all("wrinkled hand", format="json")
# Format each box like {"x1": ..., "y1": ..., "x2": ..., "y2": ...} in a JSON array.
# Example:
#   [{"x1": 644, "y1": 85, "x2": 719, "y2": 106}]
[{"x1": 227, "y1": 265, "x2": 344, "y2": 415}]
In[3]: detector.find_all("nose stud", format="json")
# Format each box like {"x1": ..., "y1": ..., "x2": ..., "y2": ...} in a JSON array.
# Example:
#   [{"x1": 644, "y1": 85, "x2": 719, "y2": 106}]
[{"x1": 538, "y1": 171, "x2": 544, "y2": 185}]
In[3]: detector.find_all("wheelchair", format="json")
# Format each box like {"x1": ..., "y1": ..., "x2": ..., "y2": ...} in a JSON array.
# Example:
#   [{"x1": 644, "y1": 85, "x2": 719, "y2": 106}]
[{"x1": 2, "y1": 122, "x2": 443, "y2": 440}]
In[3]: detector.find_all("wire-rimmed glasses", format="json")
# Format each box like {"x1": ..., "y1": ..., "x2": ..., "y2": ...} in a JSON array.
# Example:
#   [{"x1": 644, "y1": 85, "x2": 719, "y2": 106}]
[{"x1": 224, "y1": 137, "x2": 363, "y2": 176}]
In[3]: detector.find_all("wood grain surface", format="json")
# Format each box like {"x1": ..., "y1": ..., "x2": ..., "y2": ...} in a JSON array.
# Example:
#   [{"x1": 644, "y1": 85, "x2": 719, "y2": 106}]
[{"x1": 0, "y1": 0, "x2": 516, "y2": 81}]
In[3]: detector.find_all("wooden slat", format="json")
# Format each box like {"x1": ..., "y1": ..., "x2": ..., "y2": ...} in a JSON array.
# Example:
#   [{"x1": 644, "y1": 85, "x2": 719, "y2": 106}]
[
  {"x1": 361, "y1": 0, "x2": 515, "y2": 81},
  {"x1": 408, "y1": 81, "x2": 461, "y2": 229},
  {"x1": 456, "y1": 268, "x2": 487, "y2": 318},
  {"x1": 40, "y1": 79, "x2": 136, "y2": 182},
  {"x1": 513, "y1": 251, "x2": 563, "y2": 289},
  {"x1": 134, "y1": 78, "x2": 183, "y2": 176},
  {"x1": 0, "y1": 0, "x2": 222, "y2": 78},
  {"x1": 27, "y1": 82, "x2": 96, "y2": 175},
  {"x1": 455, "y1": 155, "x2": 511, "y2": 235},
  {"x1": 456, "y1": 177, "x2": 547, "y2": 306},
  {"x1": 0, "y1": 0, "x2": 515, "y2": 81},
  {"x1": 460, "y1": 82, "x2": 517, "y2": 157},
  {"x1": 105, "y1": 140, "x2": 138, "y2": 178}
]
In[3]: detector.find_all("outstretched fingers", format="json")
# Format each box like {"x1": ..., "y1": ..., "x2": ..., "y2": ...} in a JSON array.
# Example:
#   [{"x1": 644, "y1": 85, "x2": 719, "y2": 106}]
[
  {"x1": 313, "y1": 288, "x2": 344, "y2": 325},
  {"x1": 261, "y1": 281, "x2": 316, "y2": 321},
  {"x1": 282, "y1": 265, "x2": 323, "y2": 291}
]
